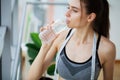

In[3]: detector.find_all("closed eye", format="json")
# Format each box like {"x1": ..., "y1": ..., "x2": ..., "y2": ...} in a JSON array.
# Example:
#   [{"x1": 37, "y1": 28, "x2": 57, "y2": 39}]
[{"x1": 67, "y1": 6, "x2": 79, "y2": 13}]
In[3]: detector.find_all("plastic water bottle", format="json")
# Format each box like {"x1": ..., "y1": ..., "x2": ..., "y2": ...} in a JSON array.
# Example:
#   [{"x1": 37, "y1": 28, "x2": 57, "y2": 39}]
[
  {"x1": 39, "y1": 19, "x2": 68, "y2": 43},
  {"x1": 51, "y1": 19, "x2": 67, "y2": 34}
]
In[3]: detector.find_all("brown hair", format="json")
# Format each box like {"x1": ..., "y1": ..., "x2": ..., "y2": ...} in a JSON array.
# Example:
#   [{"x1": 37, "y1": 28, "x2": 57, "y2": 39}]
[{"x1": 81, "y1": 0, "x2": 110, "y2": 38}]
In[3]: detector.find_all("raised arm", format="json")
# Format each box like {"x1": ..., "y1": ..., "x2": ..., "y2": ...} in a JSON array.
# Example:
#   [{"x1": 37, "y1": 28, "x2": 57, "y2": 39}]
[
  {"x1": 27, "y1": 25, "x2": 59, "y2": 80},
  {"x1": 27, "y1": 41, "x2": 58, "y2": 80}
]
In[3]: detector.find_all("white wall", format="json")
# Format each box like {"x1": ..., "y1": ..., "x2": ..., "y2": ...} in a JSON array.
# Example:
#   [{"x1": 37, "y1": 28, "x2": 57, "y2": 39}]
[{"x1": 109, "y1": 0, "x2": 120, "y2": 59}]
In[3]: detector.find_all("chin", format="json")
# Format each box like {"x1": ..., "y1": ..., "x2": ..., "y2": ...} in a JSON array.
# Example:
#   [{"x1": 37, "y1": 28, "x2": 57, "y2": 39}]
[
  {"x1": 67, "y1": 24, "x2": 74, "y2": 28},
  {"x1": 66, "y1": 24, "x2": 71, "y2": 28}
]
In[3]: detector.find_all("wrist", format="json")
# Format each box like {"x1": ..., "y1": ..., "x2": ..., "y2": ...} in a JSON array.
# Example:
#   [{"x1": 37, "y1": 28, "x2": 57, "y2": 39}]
[{"x1": 41, "y1": 43, "x2": 51, "y2": 49}]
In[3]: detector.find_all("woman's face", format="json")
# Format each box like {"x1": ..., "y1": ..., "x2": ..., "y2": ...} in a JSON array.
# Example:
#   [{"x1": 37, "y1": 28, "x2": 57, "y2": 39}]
[{"x1": 65, "y1": 0, "x2": 88, "y2": 28}]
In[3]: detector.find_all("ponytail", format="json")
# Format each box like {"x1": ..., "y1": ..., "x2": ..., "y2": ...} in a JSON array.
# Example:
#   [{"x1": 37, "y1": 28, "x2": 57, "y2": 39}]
[
  {"x1": 81, "y1": 0, "x2": 110, "y2": 38},
  {"x1": 94, "y1": 0, "x2": 110, "y2": 38}
]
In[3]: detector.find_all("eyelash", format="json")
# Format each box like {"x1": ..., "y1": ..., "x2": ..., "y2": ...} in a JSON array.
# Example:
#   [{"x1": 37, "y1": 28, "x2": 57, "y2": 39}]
[
  {"x1": 67, "y1": 6, "x2": 70, "y2": 9},
  {"x1": 67, "y1": 6, "x2": 78, "y2": 13}
]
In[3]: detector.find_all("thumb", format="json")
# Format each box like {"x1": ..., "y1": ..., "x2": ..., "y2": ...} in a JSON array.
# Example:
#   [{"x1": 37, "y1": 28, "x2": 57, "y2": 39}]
[{"x1": 40, "y1": 27, "x2": 47, "y2": 32}]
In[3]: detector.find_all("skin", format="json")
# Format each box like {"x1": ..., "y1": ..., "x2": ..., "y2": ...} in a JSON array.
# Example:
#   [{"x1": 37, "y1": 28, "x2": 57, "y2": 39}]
[{"x1": 27, "y1": 0, "x2": 116, "y2": 80}]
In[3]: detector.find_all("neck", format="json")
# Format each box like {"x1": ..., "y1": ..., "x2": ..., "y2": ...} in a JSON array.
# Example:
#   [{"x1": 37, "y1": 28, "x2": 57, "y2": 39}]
[{"x1": 73, "y1": 27, "x2": 94, "y2": 44}]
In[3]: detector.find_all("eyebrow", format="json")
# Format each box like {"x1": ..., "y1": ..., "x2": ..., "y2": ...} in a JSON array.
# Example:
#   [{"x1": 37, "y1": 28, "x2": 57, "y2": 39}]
[
  {"x1": 71, "y1": 6, "x2": 80, "y2": 10},
  {"x1": 68, "y1": 4, "x2": 80, "y2": 10}
]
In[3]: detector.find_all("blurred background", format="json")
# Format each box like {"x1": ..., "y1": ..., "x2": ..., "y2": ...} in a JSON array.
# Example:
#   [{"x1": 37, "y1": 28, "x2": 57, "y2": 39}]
[{"x1": 0, "y1": 0, "x2": 120, "y2": 80}]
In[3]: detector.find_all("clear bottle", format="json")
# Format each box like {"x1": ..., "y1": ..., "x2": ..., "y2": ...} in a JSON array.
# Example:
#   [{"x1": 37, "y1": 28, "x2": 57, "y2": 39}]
[
  {"x1": 51, "y1": 19, "x2": 67, "y2": 34},
  {"x1": 39, "y1": 19, "x2": 68, "y2": 43}
]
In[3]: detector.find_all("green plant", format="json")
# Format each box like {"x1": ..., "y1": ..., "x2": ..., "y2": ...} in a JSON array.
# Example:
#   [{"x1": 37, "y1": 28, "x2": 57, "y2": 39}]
[
  {"x1": 26, "y1": 32, "x2": 42, "y2": 65},
  {"x1": 26, "y1": 32, "x2": 55, "y2": 77}
]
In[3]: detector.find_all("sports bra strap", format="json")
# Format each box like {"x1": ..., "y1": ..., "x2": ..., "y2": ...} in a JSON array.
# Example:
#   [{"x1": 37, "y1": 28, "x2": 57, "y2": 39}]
[
  {"x1": 96, "y1": 34, "x2": 101, "y2": 50},
  {"x1": 54, "y1": 29, "x2": 75, "y2": 80},
  {"x1": 91, "y1": 33, "x2": 97, "y2": 80},
  {"x1": 66, "y1": 29, "x2": 72, "y2": 39},
  {"x1": 54, "y1": 30, "x2": 98, "y2": 80}
]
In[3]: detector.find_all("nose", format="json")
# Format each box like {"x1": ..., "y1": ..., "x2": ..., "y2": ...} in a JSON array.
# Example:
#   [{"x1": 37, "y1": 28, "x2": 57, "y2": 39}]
[{"x1": 65, "y1": 9, "x2": 71, "y2": 17}]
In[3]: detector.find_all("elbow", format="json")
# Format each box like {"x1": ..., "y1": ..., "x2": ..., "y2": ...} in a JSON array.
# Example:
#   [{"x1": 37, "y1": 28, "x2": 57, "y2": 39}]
[
  {"x1": 27, "y1": 73, "x2": 41, "y2": 80},
  {"x1": 27, "y1": 76, "x2": 40, "y2": 80}
]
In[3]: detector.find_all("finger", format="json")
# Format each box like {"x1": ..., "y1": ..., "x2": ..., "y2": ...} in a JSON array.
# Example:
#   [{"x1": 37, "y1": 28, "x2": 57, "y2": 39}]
[
  {"x1": 50, "y1": 21, "x2": 54, "y2": 25},
  {"x1": 40, "y1": 27, "x2": 44, "y2": 32},
  {"x1": 42, "y1": 32, "x2": 48, "y2": 41},
  {"x1": 40, "y1": 27, "x2": 47, "y2": 32},
  {"x1": 49, "y1": 21, "x2": 54, "y2": 28},
  {"x1": 55, "y1": 33, "x2": 60, "y2": 38},
  {"x1": 48, "y1": 25, "x2": 53, "y2": 30},
  {"x1": 45, "y1": 21, "x2": 54, "y2": 30}
]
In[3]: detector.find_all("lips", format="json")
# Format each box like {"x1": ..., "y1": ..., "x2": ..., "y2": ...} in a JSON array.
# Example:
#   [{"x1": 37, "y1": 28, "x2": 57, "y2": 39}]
[{"x1": 66, "y1": 19, "x2": 70, "y2": 24}]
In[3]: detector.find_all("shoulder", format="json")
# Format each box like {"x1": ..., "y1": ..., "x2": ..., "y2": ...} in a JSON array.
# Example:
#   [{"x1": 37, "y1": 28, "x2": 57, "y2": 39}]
[
  {"x1": 53, "y1": 29, "x2": 71, "y2": 50},
  {"x1": 100, "y1": 36, "x2": 116, "y2": 52},
  {"x1": 99, "y1": 35, "x2": 116, "y2": 64}
]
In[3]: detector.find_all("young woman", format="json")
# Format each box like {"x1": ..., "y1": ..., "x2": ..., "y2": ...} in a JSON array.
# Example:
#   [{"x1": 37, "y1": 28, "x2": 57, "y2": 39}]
[{"x1": 27, "y1": 0, "x2": 116, "y2": 80}]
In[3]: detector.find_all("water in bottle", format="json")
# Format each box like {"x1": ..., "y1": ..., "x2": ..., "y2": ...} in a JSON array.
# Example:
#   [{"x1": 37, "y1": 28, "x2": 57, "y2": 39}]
[
  {"x1": 52, "y1": 19, "x2": 68, "y2": 34},
  {"x1": 39, "y1": 19, "x2": 68, "y2": 43}
]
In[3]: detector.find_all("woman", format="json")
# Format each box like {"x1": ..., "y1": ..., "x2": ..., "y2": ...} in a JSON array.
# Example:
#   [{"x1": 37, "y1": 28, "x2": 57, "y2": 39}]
[{"x1": 27, "y1": 0, "x2": 116, "y2": 80}]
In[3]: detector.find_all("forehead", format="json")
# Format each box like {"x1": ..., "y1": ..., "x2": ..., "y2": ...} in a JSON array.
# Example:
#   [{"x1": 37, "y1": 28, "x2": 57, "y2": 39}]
[{"x1": 68, "y1": 0, "x2": 81, "y2": 8}]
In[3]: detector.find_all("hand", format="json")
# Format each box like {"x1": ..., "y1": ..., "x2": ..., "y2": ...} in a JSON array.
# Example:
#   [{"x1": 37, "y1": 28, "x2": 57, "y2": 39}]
[{"x1": 39, "y1": 22, "x2": 58, "y2": 44}]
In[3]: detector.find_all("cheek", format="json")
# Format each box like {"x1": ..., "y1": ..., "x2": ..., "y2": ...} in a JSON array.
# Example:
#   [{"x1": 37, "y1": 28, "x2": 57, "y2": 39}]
[{"x1": 71, "y1": 14, "x2": 81, "y2": 27}]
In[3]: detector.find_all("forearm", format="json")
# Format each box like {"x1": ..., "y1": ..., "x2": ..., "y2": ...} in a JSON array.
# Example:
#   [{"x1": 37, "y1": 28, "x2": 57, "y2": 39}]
[{"x1": 27, "y1": 44, "x2": 51, "y2": 80}]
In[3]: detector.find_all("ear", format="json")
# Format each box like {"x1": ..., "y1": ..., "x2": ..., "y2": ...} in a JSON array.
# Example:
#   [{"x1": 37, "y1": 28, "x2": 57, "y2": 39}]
[{"x1": 87, "y1": 13, "x2": 96, "y2": 22}]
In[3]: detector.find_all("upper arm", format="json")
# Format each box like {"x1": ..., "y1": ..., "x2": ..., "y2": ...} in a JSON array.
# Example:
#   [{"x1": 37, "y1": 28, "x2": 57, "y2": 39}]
[{"x1": 102, "y1": 41, "x2": 116, "y2": 80}]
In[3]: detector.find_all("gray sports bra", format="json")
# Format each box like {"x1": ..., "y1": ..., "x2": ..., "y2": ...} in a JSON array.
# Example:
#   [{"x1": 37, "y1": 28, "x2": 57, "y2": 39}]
[{"x1": 57, "y1": 30, "x2": 102, "y2": 80}]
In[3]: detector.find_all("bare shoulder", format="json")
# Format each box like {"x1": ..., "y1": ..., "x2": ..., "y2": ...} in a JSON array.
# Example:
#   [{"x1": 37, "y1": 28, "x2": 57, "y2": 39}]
[
  {"x1": 100, "y1": 36, "x2": 116, "y2": 52},
  {"x1": 99, "y1": 36, "x2": 116, "y2": 63},
  {"x1": 53, "y1": 29, "x2": 71, "y2": 50}
]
